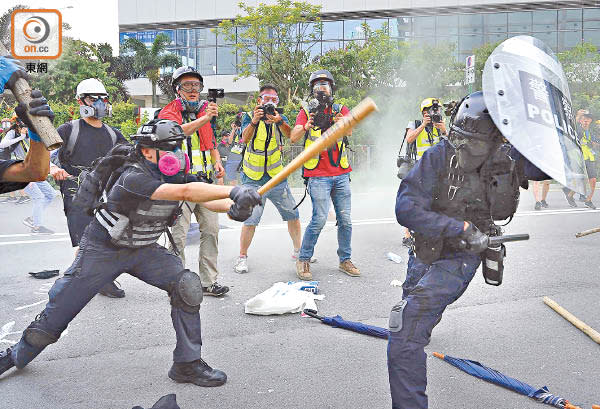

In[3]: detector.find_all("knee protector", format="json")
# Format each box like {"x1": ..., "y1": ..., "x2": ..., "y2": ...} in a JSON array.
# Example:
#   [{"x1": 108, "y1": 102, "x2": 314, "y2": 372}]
[
  {"x1": 24, "y1": 327, "x2": 59, "y2": 348},
  {"x1": 169, "y1": 269, "x2": 203, "y2": 313}
]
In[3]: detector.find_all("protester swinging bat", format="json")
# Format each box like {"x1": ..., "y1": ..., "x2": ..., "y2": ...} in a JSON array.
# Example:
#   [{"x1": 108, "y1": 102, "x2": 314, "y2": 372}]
[
  {"x1": 0, "y1": 43, "x2": 62, "y2": 150},
  {"x1": 256, "y1": 97, "x2": 378, "y2": 196}
]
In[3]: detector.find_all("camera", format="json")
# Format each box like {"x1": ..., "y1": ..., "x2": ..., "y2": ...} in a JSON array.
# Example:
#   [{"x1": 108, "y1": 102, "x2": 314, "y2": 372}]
[
  {"x1": 259, "y1": 103, "x2": 283, "y2": 120},
  {"x1": 428, "y1": 100, "x2": 443, "y2": 124},
  {"x1": 308, "y1": 91, "x2": 334, "y2": 130},
  {"x1": 396, "y1": 155, "x2": 415, "y2": 179},
  {"x1": 207, "y1": 88, "x2": 224, "y2": 103}
]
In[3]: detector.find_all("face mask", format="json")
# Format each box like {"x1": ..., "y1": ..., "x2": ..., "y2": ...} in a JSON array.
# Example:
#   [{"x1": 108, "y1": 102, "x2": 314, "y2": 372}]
[
  {"x1": 158, "y1": 148, "x2": 190, "y2": 177},
  {"x1": 455, "y1": 139, "x2": 492, "y2": 171},
  {"x1": 178, "y1": 97, "x2": 200, "y2": 114},
  {"x1": 80, "y1": 99, "x2": 111, "y2": 119}
]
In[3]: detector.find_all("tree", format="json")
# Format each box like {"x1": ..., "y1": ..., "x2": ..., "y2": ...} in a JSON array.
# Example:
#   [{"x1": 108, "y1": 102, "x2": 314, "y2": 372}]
[
  {"x1": 121, "y1": 33, "x2": 180, "y2": 107},
  {"x1": 93, "y1": 42, "x2": 143, "y2": 101},
  {"x1": 557, "y1": 42, "x2": 600, "y2": 115},
  {"x1": 30, "y1": 38, "x2": 122, "y2": 103},
  {"x1": 217, "y1": 0, "x2": 322, "y2": 104}
]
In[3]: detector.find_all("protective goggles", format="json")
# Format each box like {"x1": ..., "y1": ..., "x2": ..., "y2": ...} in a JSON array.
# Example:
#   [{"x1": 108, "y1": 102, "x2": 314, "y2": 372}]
[
  {"x1": 452, "y1": 137, "x2": 490, "y2": 156},
  {"x1": 260, "y1": 93, "x2": 279, "y2": 105},
  {"x1": 85, "y1": 94, "x2": 110, "y2": 103},
  {"x1": 178, "y1": 80, "x2": 204, "y2": 93},
  {"x1": 312, "y1": 81, "x2": 332, "y2": 93}
]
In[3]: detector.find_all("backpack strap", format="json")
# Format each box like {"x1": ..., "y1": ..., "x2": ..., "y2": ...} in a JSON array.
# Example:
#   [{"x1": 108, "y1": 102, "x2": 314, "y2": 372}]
[
  {"x1": 63, "y1": 119, "x2": 81, "y2": 160},
  {"x1": 102, "y1": 124, "x2": 118, "y2": 146}
]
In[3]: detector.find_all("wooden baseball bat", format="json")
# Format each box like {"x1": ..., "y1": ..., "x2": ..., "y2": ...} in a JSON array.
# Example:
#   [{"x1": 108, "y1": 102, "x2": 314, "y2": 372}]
[
  {"x1": 0, "y1": 43, "x2": 63, "y2": 150},
  {"x1": 543, "y1": 296, "x2": 600, "y2": 345},
  {"x1": 575, "y1": 227, "x2": 600, "y2": 238},
  {"x1": 257, "y1": 97, "x2": 378, "y2": 195}
]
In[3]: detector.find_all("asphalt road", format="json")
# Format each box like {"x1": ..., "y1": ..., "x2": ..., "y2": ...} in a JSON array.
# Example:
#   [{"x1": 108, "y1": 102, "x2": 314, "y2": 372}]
[{"x1": 0, "y1": 182, "x2": 599, "y2": 409}]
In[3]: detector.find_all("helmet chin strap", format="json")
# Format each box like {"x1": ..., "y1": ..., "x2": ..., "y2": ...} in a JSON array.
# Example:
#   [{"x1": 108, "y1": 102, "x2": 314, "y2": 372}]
[{"x1": 177, "y1": 90, "x2": 200, "y2": 113}]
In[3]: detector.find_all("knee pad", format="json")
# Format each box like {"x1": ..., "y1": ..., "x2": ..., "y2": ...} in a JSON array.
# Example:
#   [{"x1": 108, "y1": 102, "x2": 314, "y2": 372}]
[
  {"x1": 24, "y1": 327, "x2": 58, "y2": 348},
  {"x1": 169, "y1": 269, "x2": 203, "y2": 313}
]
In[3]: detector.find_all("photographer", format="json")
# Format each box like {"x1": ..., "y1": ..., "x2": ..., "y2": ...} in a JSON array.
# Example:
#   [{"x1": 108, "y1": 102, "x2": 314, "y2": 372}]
[
  {"x1": 290, "y1": 70, "x2": 359, "y2": 281},
  {"x1": 0, "y1": 57, "x2": 53, "y2": 197},
  {"x1": 405, "y1": 98, "x2": 446, "y2": 159},
  {"x1": 159, "y1": 66, "x2": 228, "y2": 297},
  {"x1": 233, "y1": 84, "x2": 301, "y2": 274},
  {"x1": 224, "y1": 115, "x2": 244, "y2": 185}
]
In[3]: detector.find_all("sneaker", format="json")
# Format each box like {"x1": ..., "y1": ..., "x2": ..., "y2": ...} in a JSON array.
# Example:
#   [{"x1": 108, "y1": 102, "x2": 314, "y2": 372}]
[
  {"x1": 203, "y1": 282, "x2": 229, "y2": 297},
  {"x1": 566, "y1": 195, "x2": 577, "y2": 208},
  {"x1": 578, "y1": 194, "x2": 587, "y2": 202},
  {"x1": 295, "y1": 260, "x2": 312, "y2": 281},
  {"x1": 234, "y1": 256, "x2": 248, "y2": 274},
  {"x1": 584, "y1": 200, "x2": 596, "y2": 210},
  {"x1": 98, "y1": 281, "x2": 125, "y2": 298},
  {"x1": 534, "y1": 201, "x2": 542, "y2": 211},
  {"x1": 15, "y1": 196, "x2": 30, "y2": 204},
  {"x1": 22, "y1": 217, "x2": 34, "y2": 228},
  {"x1": 168, "y1": 358, "x2": 227, "y2": 387},
  {"x1": 1, "y1": 196, "x2": 18, "y2": 203},
  {"x1": 292, "y1": 250, "x2": 317, "y2": 263},
  {"x1": 540, "y1": 200, "x2": 549, "y2": 208},
  {"x1": 0, "y1": 348, "x2": 15, "y2": 376},
  {"x1": 31, "y1": 226, "x2": 54, "y2": 235},
  {"x1": 339, "y1": 260, "x2": 360, "y2": 277}
]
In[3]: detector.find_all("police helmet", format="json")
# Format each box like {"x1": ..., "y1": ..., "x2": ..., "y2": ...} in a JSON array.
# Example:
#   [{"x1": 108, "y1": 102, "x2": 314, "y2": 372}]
[
  {"x1": 449, "y1": 91, "x2": 502, "y2": 143},
  {"x1": 309, "y1": 69, "x2": 335, "y2": 88},
  {"x1": 171, "y1": 66, "x2": 204, "y2": 93},
  {"x1": 132, "y1": 119, "x2": 186, "y2": 150}
]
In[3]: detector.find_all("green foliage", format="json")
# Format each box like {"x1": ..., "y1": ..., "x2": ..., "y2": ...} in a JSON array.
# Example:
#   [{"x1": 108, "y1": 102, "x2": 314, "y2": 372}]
[
  {"x1": 557, "y1": 42, "x2": 600, "y2": 116},
  {"x1": 217, "y1": 0, "x2": 322, "y2": 104},
  {"x1": 471, "y1": 41, "x2": 501, "y2": 91}
]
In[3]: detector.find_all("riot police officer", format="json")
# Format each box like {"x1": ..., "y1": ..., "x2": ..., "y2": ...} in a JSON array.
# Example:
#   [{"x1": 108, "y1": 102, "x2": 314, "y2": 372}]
[
  {"x1": 0, "y1": 119, "x2": 261, "y2": 386},
  {"x1": 388, "y1": 92, "x2": 549, "y2": 409}
]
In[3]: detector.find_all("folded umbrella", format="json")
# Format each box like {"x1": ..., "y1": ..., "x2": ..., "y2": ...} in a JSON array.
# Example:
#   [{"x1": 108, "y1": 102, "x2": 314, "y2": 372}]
[
  {"x1": 303, "y1": 309, "x2": 389, "y2": 339},
  {"x1": 29, "y1": 269, "x2": 59, "y2": 279}
]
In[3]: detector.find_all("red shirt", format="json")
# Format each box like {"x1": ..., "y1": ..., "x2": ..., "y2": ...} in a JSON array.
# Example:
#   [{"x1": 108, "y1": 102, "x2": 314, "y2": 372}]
[
  {"x1": 295, "y1": 105, "x2": 352, "y2": 177},
  {"x1": 158, "y1": 99, "x2": 215, "y2": 151}
]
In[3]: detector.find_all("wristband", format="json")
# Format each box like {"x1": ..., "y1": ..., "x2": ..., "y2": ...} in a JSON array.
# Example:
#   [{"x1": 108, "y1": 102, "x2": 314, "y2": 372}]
[{"x1": 28, "y1": 129, "x2": 41, "y2": 142}]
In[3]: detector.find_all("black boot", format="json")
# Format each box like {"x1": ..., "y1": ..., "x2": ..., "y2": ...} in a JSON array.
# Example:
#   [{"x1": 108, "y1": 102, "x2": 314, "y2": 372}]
[
  {"x1": 0, "y1": 348, "x2": 15, "y2": 376},
  {"x1": 168, "y1": 359, "x2": 227, "y2": 387},
  {"x1": 98, "y1": 281, "x2": 125, "y2": 298}
]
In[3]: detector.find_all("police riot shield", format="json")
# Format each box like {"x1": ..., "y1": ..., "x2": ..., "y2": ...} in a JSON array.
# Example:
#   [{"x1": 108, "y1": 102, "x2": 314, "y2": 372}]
[{"x1": 482, "y1": 35, "x2": 589, "y2": 195}]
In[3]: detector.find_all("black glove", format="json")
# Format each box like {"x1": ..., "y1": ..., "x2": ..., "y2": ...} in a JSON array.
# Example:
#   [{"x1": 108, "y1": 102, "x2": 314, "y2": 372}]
[
  {"x1": 15, "y1": 89, "x2": 54, "y2": 134},
  {"x1": 459, "y1": 222, "x2": 489, "y2": 254},
  {"x1": 227, "y1": 185, "x2": 262, "y2": 222}
]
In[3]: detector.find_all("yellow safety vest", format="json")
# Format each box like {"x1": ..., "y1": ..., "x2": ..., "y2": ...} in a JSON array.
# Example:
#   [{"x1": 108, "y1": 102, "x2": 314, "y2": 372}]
[
  {"x1": 580, "y1": 129, "x2": 595, "y2": 162},
  {"x1": 302, "y1": 106, "x2": 349, "y2": 170},
  {"x1": 415, "y1": 122, "x2": 441, "y2": 159},
  {"x1": 242, "y1": 115, "x2": 283, "y2": 180},
  {"x1": 182, "y1": 113, "x2": 213, "y2": 178}
]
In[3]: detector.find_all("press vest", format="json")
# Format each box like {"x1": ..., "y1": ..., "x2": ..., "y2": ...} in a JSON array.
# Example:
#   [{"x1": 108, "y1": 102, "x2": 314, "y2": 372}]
[
  {"x1": 95, "y1": 163, "x2": 181, "y2": 249},
  {"x1": 182, "y1": 107, "x2": 214, "y2": 178},
  {"x1": 414, "y1": 121, "x2": 441, "y2": 159},
  {"x1": 302, "y1": 105, "x2": 349, "y2": 171},
  {"x1": 580, "y1": 129, "x2": 595, "y2": 162},
  {"x1": 242, "y1": 116, "x2": 283, "y2": 180}
]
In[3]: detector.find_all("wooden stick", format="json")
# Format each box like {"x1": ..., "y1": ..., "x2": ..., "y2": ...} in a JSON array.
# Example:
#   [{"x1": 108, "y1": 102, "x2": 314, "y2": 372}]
[
  {"x1": 543, "y1": 297, "x2": 600, "y2": 344},
  {"x1": 0, "y1": 43, "x2": 63, "y2": 150},
  {"x1": 257, "y1": 97, "x2": 378, "y2": 196},
  {"x1": 575, "y1": 227, "x2": 600, "y2": 238}
]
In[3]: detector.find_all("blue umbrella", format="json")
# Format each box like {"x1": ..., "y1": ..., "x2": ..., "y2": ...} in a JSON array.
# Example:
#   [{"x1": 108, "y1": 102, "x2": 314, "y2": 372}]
[
  {"x1": 303, "y1": 309, "x2": 389, "y2": 339},
  {"x1": 434, "y1": 352, "x2": 586, "y2": 409}
]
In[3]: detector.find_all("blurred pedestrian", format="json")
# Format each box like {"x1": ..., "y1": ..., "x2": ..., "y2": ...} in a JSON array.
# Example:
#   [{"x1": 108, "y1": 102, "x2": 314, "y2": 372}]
[
  {"x1": 532, "y1": 180, "x2": 550, "y2": 210},
  {"x1": 23, "y1": 179, "x2": 57, "y2": 234},
  {"x1": 563, "y1": 112, "x2": 597, "y2": 209}
]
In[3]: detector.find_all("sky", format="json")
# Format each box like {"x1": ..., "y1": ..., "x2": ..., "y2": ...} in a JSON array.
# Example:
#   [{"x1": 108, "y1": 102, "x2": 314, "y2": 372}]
[{"x1": 3, "y1": 0, "x2": 120, "y2": 54}]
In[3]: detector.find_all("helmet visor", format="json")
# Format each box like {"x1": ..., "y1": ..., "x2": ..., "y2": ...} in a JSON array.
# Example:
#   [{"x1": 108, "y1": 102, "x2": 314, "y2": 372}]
[
  {"x1": 312, "y1": 81, "x2": 332, "y2": 94},
  {"x1": 452, "y1": 136, "x2": 491, "y2": 156}
]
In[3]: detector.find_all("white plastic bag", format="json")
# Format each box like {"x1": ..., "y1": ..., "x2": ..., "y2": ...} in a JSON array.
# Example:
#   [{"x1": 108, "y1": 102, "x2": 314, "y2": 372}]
[{"x1": 244, "y1": 282, "x2": 325, "y2": 315}]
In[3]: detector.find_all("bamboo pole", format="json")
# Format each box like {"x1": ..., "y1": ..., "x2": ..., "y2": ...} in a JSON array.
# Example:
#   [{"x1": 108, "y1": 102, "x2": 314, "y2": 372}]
[
  {"x1": 543, "y1": 297, "x2": 600, "y2": 344},
  {"x1": 0, "y1": 43, "x2": 63, "y2": 150},
  {"x1": 575, "y1": 227, "x2": 600, "y2": 238},
  {"x1": 257, "y1": 97, "x2": 378, "y2": 196}
]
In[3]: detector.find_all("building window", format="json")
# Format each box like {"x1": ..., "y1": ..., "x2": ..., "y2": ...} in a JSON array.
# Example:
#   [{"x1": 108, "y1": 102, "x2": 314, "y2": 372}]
[
  {"x1": 322, "y1": 21, "x2": 343, "y2": 40},
  {"x1": 413, "y1": 16, "x2": 435, "y2": 37},
  {"x1": 217, "y1": 46, "x2": 236, "y2": 75},
  {"x1": 366, "y1": 18, "x2": 388, "y2": 33},
  {"x1": 532, "y1": 10, "x2": 557, "y2": 32},
  {"x1": 390, "y1": 17, "x2": 412, "y2": 38},
  {"x1": 436, "y1": 35, "x2": 458, "y2": 48},
  {"x1": 322, "y1": 40, "x2": 342, "y2": 54},
  {"x1": 583, "y1": 29, "x2": 600, "y2": 46},
  {"x1": 459, "y1": 14, "x2": 483, "y2": 35},
  {"x1": 197, "y1": 47, "x2": 217, "y2": 76},
  {"x1": 485, "y1": 32, "x2": 507, "y2": 44},
  {"x1": 508, "y1": 11, "x2": 532, "y2": 32},
  {"x1": 583, "y1": 8, "x2": 600, "y2": 29},
  {"x1": 559, "y1": 9, "x2": 582, "y2": 30},
  {"x1": 197, "y1": 28, "x2": 217, "y2": 47},
  {"x1": 344, "y1": 19, "x2": 366, "y2": 40},
  {"x1": 558, "y1": 30, "x2": 582, "y2": 51},
  {"x1": 459, "y1": 34, "x2": 483, "y2": 52},
  {"x1": 533, "y1": 31, "x2": 558, "y2": 50},
  {"x1": 484, "y1": 13, "x2": 507, "y2": 33},
  {"x1": 437, "y1": 14, "x2": 459, "y2": 35},
  {"x1": 302, "y1": 42, "x2": 321, "y2": 62}
]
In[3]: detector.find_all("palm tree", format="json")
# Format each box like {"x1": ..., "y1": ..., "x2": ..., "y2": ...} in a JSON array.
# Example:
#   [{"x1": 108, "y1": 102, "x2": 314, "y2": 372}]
[{"x1": 121, "y1": 33, "x2": 180, "y2": 107}]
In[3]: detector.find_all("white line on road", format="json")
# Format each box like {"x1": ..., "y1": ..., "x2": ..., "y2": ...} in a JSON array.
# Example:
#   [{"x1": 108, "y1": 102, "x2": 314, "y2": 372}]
[
  {"x1": 0, "y1": 233, "x2": 68, "y2": 238},
  {"x1": 0, "y1": 237, "x2": 70, "y2": 246},
  {"x1": 15, "y1": 299, "x2": 47, "y2": 311}
]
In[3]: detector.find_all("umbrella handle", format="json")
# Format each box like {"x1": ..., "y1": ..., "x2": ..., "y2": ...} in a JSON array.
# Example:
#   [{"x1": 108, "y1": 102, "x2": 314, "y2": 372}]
[{"x1": 303, "y1": 309, "x2": 324, "y2": 321}]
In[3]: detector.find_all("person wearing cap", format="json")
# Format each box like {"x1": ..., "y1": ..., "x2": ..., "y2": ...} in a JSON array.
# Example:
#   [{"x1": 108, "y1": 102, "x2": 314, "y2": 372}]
[
  {"x1": 48, "y1": 78, "x2": 128, "y2": 298},
  {"x1": 0, "y1": 118, "x2": 262, "y2": 387},
  {"x1": 290, "y1": 69, "x2": 358, "y2": 280},
  {"x1": 158, "y1": 66, "x2": 228, "y2": 297}
]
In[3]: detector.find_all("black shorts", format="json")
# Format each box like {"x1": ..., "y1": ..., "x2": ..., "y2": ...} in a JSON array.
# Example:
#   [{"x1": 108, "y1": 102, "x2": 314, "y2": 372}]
[
  {"x1": 585, "y1": 160, "x2": 597, "y2": 179},
  {"x1": 63, "y1": 194, "x2": 94, "y2": 247}
]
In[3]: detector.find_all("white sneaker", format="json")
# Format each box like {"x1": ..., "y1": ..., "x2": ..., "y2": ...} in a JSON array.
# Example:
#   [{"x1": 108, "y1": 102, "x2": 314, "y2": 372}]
[
  {"x1": 234, "y1": 256, "x2": 248, "y2": 274},
  {"x1": 292, "y1": 250, "x2": 317, "y2": 263}
]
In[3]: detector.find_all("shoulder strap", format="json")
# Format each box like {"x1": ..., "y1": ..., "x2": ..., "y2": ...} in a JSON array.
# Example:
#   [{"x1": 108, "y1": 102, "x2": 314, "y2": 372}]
[
  {"x1": 102, "y1": 124, "x2": 118, "y2": 146},
  {"x1": 64, "y1": 119, "x2": 81, "y2": 159}
]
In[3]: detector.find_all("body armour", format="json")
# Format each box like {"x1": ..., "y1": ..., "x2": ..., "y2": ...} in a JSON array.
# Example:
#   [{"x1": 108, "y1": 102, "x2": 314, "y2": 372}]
[
  {"x1": 95, "y1": 163, "x2": 181, "y2": 248},
  {"x1": 413, "y1": 143, "x2": 521, "y2": 264}
]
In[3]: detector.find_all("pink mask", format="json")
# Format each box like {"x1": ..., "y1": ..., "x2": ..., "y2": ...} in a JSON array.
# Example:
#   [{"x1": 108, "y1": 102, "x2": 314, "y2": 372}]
[{"x1": 158, "y1": 149, "x2": 190, "y2": 176}]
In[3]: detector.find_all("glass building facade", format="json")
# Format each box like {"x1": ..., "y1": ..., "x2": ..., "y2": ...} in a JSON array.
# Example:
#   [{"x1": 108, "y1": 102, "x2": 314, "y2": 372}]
[{"x1": 119, "y1": 7, "x2": 600, "y2": 76}]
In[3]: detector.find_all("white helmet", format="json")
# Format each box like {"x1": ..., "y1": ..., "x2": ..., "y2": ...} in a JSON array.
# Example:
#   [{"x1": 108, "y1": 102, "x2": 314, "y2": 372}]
[{"x1": 76, "y1": 78, "x2": 108, "y2": 100}]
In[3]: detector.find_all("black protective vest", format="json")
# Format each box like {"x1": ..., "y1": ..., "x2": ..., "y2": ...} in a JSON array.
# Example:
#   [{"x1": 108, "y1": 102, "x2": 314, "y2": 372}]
[{"x1": 413, "y1": 144, "x2": 521, "y2": 264}]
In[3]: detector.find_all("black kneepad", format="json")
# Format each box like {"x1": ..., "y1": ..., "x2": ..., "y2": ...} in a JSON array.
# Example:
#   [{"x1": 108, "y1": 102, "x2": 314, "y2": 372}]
[{"x1": 169, "y1": 269, "x2": 203, "y2": 313}]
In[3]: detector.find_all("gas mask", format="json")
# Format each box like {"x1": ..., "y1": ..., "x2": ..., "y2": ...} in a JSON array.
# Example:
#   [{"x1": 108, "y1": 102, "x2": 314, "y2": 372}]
[
  {"x1": 453, "y1": 137, "x2": 494, "y2": 172},
  {"x1": 157, "y1": 148, "x2": 190, "y2": 183},
  {"x1": 80, "y1": 96, "x2": 111, "y2": 119}
]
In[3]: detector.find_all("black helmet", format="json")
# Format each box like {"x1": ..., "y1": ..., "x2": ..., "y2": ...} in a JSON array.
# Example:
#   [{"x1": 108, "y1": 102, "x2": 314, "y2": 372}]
[
  {"x1": 171, "y1": 66, "x2": 203, "y2": 93},
  {"x1": 309, "y1": 69, "x2": 335, "y2": 88},
  {"x1": 132, "y1": 119, "x2": 186, "y2": 150},
  {"x1": 449, "y1": 91, "x2": 502, "y2": 143}
]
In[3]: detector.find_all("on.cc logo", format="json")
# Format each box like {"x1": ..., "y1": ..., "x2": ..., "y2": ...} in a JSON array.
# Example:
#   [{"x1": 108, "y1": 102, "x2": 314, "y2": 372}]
[{"x1": 22, "y1": 16, "x2": 50, "y2": 44}]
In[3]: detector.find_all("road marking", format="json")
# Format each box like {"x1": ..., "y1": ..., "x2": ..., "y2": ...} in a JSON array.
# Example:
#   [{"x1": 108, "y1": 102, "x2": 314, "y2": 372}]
[
  {"x1": 15, "y1": 298, "x2": 47, "y2": 311},
  {"x1": 0, "y1": 237, "x2": 70, "y2": 246},
  {"x1": 0, "y1": 233, "x2": 68, "y2": 238}
]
